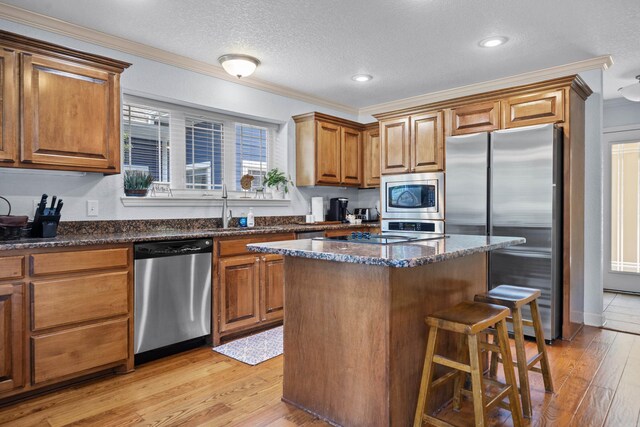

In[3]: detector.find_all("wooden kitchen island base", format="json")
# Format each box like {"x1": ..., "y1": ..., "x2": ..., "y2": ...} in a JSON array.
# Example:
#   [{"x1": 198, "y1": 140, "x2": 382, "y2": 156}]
[{"x1": 282, "y1": 252, "x2": 488, "y2": 427}]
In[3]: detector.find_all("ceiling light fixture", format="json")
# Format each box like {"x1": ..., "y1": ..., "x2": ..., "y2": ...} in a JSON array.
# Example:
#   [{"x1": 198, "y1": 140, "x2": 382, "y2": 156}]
[
  {"x1": 618, "y1": 75, "x2": 640, "y2": 102},
  {"x1": 478, "y1": 36, "x2": 509, "y2": 48},
  {"x1": 352, "y1": 74, "x2": 373, "y2": 82},
  {"x1": 218, "y1": 54, "x2": 260, "y2": 78}
]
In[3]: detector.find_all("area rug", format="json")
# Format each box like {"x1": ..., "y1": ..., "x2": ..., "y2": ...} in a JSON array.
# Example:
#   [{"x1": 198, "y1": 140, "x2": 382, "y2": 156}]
[{"x1": 213, "y1": 326, "x2": 283, "y2": 365}]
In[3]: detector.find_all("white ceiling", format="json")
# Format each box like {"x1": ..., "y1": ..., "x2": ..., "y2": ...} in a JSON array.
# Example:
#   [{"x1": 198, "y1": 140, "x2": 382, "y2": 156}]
[{"x1": 2, "y1": 0, "x2": 639, "y2": 109}]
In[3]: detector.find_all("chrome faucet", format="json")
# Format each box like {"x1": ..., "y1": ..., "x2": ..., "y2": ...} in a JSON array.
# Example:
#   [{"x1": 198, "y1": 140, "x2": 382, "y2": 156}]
[{"x1": 221, "y1": 183, "x2": 232, "y2": 229}]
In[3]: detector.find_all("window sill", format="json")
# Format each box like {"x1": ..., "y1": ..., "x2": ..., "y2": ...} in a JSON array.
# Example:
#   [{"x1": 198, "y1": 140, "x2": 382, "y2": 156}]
[{"x1": 120, "y1": 196, "x2": 291, "y2": 208}]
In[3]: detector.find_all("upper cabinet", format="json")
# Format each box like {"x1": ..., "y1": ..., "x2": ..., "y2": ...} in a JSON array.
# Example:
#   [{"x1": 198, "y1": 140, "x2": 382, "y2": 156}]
[
  {"x1": 501, "y1": 89, "x2": 564, "y2": 128},
  {"x1": 449, "y1": 101, "x2": 500, "y2": 136},
  {"x1": 361, "y1": 123, "x2": 380, "y2": 188},
  {"x1": 0, "y1": 30, "x2": 130, "y2": 174},
  {"x1": 380, "y1": 112, "x2": 444, "y2": 175},
  {"x1": 294, "y1": 112, "x2": 363, "y2": 187}
]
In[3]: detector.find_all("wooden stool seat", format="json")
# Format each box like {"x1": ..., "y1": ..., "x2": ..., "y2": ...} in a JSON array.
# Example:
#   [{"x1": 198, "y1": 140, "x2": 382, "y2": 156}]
[
  {"x1": 427, "y1": 301, "x2": 509, "y2": 334},
  {"x1": 474, "y1": 285, "x2": 541, "y2": 309},
  {"x1": 474, "y1": 285, "x2": 554, "y2": 419},
  {"x1": 414, "y1": 301, "x2": 523, "y2": 427}
]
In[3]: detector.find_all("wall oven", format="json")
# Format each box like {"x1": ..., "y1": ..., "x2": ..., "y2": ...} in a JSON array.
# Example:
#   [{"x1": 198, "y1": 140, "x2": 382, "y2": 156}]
[{"x1": 381, "y1": 172, "x2": 444, "y2": 220}]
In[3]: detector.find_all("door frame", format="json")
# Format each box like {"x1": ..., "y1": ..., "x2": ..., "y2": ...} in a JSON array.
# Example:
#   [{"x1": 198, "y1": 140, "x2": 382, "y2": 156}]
[{"x1": 603, "y1": 125, "x2": 640, "y2": 293}]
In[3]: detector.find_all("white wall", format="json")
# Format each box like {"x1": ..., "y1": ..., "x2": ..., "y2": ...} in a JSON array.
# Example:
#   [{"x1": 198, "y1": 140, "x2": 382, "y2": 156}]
[
  {"x1": 604, "y1": 98, "x2": 640, "y2": 128},
  {"x1": 579, "y1": 69, "x2": 604, "y2": 327},
  {"x1": 0, "y1": 19, "x2": 380, "y2": 221}
]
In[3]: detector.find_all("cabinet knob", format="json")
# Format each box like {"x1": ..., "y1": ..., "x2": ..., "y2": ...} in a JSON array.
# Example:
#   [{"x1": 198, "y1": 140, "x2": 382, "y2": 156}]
[{"x1": 262, "y1": 256, "x2": 266, "y2": 262}]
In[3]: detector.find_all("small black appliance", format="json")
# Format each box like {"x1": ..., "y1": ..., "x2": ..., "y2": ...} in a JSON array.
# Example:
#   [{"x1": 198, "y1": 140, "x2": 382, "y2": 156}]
[{"x1": 327, "y1": 197, "x2": 349, "y2": 222}]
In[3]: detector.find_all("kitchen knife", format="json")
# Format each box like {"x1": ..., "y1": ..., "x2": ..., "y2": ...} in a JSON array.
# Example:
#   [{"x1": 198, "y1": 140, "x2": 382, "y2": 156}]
[
  {"x1": 54, "y1": 200, "x2": 63, "y2": 215},
  {"x1": 37, "y1": 194, "x2": 48, "y2": 215},
  {"x1": 47, "y1": 196, "x2": 57, "y2": 215}
]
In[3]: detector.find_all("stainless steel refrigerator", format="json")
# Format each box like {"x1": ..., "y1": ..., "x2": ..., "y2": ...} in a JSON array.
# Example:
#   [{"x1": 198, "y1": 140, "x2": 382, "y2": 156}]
[{"x1": 445, "y1": 124, "x2": 562, "y2": 340}]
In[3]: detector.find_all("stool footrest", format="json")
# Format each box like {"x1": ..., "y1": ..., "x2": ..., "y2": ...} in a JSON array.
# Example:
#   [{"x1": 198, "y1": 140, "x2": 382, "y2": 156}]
[
  {"x1": 522, "y1": 318, "x2": 534, "y2": 327},
  {"x1": 431, "y1": 371, "x2": 459, "y2": 389},
  {"x1": 480, "y1": 342, "x2": 501, "y2": 353},
  {"x1": 433, "y1": 355, "x2": 471, "y2": 373},
  {"x1": 486, "y1": 385, "x2": 513, "y2": 411},
  {"x1": 423, "y1": 414, "x2": 456, "y2": 427},
  {"x1": 527, "y1": 352, "x2": 543, "y2": 369}
]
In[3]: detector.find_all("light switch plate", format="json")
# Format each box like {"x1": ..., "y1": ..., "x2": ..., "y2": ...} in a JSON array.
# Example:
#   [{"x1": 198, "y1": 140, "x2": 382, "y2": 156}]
[{"x1": 87, "y1": 200, "x2": 99, "y2": 217}]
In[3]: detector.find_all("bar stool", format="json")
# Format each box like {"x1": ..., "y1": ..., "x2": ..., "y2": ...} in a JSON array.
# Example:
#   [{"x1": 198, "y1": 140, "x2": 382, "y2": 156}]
[
  {"x1": 474, "y1": 285, "x2": 554, "y2": 418},
  {"x1": 414, "y1": 301, "x2": 523, "y2": 427}
]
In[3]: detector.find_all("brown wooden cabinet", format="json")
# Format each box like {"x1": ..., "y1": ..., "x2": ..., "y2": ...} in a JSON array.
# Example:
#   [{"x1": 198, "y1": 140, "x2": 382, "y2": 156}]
[
  {"x1": 0, "y1": 283, "x2": 24, "y2": 394},
  {"x1": 0, "y1": 30, "x2": 129, "y2": 174},
  {"x1": 294, "y1": 113, "x2": 362, "y2": 187},
  {"x1": 449, "y1": 101, "x2": 500, "y2": 135},
  {"x1": 0, "y1": 47, "x2": 17, "y2": 165},
  {"x1": 214, "y1": 233, "x2": 295, "y2": 344},
  {"x1": 362, "y1": 123, "x2": 381, "y2": 188},
  {"x1": 380, "y1": 112, "x2": 444, "y2": 175},
  {"x1": 501, "y1": 89, "x2": 564, "y2": 128}
]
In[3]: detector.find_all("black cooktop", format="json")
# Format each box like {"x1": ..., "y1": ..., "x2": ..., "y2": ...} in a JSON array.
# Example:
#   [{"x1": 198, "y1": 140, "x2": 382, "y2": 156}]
[{"x1": 313, "y1": 232, "x2": 447, "y2": 245}]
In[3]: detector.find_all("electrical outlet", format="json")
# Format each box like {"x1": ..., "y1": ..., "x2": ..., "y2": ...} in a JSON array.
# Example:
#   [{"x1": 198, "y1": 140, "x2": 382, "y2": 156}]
[{"x1": 87, "y1": 200, "x2": 99, "y2": 217}]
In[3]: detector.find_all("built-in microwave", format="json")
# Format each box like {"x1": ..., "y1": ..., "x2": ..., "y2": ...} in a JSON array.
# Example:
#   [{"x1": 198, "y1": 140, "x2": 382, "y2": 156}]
[{"x1": 381, "y1": 172, "x2": 444, "y2": 220}]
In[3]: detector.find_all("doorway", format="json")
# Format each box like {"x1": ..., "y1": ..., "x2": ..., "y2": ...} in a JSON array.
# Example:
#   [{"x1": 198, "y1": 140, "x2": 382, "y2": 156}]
[{"x1": 604, "y1": 128, "x2": 640, "y2": 293}]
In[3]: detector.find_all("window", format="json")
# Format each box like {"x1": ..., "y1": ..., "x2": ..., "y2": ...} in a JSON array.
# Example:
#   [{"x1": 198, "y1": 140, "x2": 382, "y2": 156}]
[
  {"x1": 122, "y1": 104, "x2": 170, "y2": 182},
  {"x1": 122, "y1": 96, "x2": 280, "y2": 195},
  {"x1": 611, "y1": 141, "x2": 640, "y2": 273},
  {"x1": 235, "y1": 124, "x2": 268, "y2": 190},
  {"x1": 185, "y1": 117, "x2": 224, "y2": 190}
]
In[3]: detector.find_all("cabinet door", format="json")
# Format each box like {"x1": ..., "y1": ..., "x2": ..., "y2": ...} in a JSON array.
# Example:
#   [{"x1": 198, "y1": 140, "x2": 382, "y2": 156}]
[
  {"x1": 501, "y1": 89, "x2": 564, "y2": 128},
  {"x1": 411, "y1": 111, "x2": 443, "y2": 172},
  {"x1": 315, "y1": 120, "x2": 341, "y2": 184},
  {"x1": 0, "y1": 48, "x2": 17, "y2": 164},
  {"x1": 20, "y1": 53, "x2": 120, "y2": 172},
  {"x1": 260, "y1": 254, "x2": 284, "y2": 322},
  {"x1": 340, "y1": 126, "x2": 362, "y2": 186},
  {"x1": 0, "y1": 283, "x2": 24, "y2": 393},
  {"x1": 450, "y1": 101, "x2": 500, "y2": 136},
  {"x1": 362, "y1": 126, "x2": 380, "y2": 188},
  {"x1": 380, "y1": 117, "x2": 411, "y2": 175},
  {"x1": 219, "y1": 255, "x2": 261, "y2": 333}
]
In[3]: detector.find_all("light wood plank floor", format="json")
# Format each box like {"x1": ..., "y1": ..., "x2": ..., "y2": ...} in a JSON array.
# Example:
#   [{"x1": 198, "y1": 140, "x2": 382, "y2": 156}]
[
  {"x1": 603, "y1": 291, "x2": 640, "y2": 335},
  {"x1": 0, "y1": 326, "x2": 639, "y2": 426}
]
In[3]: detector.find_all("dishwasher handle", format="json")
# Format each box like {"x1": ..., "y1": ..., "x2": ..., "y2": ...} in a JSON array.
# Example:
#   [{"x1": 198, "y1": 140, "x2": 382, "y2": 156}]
[{"x1": 135, "y1": 239, "x2": 213, "y2": 260}]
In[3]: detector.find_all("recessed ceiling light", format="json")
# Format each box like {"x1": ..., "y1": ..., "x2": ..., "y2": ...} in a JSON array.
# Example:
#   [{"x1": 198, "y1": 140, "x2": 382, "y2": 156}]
[
  {"x1": 352, "y1": 74, "x2": 373, "y2": 82},
  {"x1": 478, "y1": 36, "x2": 509, "y2": 48}
]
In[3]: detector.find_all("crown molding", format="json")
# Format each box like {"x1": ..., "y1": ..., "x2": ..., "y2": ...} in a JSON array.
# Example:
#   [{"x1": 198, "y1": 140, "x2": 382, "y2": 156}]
[
  {"x1": 359, "y1": 55, "x2": 614, "y2": 117},
  {"x1": 0, "y1": 3, "x2": 359, "y2": 116}
]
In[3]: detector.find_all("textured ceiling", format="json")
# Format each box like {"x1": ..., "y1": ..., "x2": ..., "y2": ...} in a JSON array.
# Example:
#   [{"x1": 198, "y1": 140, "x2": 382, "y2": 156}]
[{"x1": 3, "y1": 0, "x2": 639, "y2": 108}]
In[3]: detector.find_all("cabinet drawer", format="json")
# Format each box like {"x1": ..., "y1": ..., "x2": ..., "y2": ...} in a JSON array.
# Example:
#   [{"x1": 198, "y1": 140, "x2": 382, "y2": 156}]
[
  {"x1": 31, "y1": 318, "x2": 128, "y2": 384},
  {"x1": 31, "y1": 271, "x2": 129, "y2": 331},
  {"x1": 30, "y1": 247, "x2": 129, "y2": 276},
  {"x1": 0, "y1": 256, "x2": 24, "y2": 280},
  {"x1": 217, "y1": 233, "x2": 295, "y2": 257},
  {"x1": 450, "y1": 101, "x2": 500, "y2": 135},
  {"x1": 501, "y1": 89, "x2": 564, "y2": 128}
]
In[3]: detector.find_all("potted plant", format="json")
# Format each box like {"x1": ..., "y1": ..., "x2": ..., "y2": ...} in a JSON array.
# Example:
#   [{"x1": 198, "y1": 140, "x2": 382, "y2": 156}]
[
  {"x1": 124, "y1": 170, "x2": 154, "y2": 197},
  {"x1": 263, "y1": 168, "x2": 291, "y2": 199}
]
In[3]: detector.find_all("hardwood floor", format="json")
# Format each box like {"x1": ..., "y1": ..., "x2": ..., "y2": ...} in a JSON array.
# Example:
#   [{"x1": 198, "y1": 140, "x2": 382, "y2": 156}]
[
  {"x1": 603, "y1": 291, "x2": 640, "y2": 335},
  {"x1": 0, "y1": 326, "x2": 639, "y2": 426}
]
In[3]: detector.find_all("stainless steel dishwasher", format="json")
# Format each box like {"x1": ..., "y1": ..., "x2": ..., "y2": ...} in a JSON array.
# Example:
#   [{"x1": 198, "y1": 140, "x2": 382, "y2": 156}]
[{"x1": 134, "y1": 239, "x2": 212, "y2": 356}]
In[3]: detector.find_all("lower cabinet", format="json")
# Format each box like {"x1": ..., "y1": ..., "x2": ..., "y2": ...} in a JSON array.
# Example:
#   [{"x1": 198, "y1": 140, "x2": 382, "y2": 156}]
[
  {"x1": 0, "y1": 283, "x2": 24, "y2": 394},
  {"x1": 214, "y1": 234, "x2": 293, "y2": 344}
]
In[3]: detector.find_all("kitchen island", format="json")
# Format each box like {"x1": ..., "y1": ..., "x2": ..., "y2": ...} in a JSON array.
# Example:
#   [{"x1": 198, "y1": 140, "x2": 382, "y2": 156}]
[{"x1": 248, "y1": 234, "x2": 525, "y2": 427}]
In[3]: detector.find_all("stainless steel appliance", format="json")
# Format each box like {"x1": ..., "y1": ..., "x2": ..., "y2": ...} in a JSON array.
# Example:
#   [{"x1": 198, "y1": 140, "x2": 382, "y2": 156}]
[
  {"x1": 313, "y1": 231, "x2": 447, "y2": 245},
  {"x1": 327, "y1": 197, "x2": 349, "y2": 222},
  {"x1": 381, "y1": 172, "x2": 444, "y2": 220},
  {"x1": 381, "y1": 219, "x2": 445, "y2": 234},
  {"x1": 445, "y1": 124, "x2": 562, "y2": 340},
  {"x1": 134, "y1": 239, "x2": 212, "y2": 356},
  {"x1": 353, "y1": 208, "x2": 379, "y2": 222}
]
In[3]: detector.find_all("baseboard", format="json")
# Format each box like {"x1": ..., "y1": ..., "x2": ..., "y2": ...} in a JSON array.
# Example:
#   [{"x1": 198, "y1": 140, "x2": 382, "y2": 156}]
[{"x1": 584, "y1": 312, "x2": 605, "y2": 327}]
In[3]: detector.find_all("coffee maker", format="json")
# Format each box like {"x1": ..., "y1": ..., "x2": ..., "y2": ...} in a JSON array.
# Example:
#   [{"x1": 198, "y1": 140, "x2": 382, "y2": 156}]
[{"x1": 327, "y1": 197, "x2": 349, "y2": 222}]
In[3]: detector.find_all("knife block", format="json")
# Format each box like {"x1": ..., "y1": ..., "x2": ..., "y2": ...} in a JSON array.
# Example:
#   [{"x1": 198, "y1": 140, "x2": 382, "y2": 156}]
[{"x1": 31, "y1": 212, "x2": 61, "y2": 238}]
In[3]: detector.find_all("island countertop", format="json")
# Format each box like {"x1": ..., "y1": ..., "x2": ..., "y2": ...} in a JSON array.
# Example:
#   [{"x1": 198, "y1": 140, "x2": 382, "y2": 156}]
[{"x1": 247, "y1": 234, "x2": 525, "y2": 268}]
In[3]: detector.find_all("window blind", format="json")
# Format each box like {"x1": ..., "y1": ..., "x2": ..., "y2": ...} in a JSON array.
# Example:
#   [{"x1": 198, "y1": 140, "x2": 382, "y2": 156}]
[
  {"x1": 185, "y1": 116, "x2": 224, "y2": 190},
  {"x1": 235, "y1": 123, "x2": 269, "y2": 191},
  {"x1": 122, "y1": 104, "x2": 170, "y2": 182}
]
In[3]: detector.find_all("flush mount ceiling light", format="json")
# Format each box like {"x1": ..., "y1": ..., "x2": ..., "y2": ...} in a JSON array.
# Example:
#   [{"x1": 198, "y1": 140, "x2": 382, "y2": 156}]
[
  {"x1": 478, "y1": 36, "x2": 509, "y2": 48},
  {"x1": 352, "y1": 74, "x2": 373, "y2": 82},
  {"x1": 619, "y1": 75, "x2": 640, "y2": 102},
  {"x1": 218, "y1": 54, "x2": 260, "y2": 78}
]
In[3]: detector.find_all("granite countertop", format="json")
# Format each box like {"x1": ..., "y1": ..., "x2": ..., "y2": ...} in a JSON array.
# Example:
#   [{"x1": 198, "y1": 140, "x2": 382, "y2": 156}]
[
  {"x1": 247, "y1": 234, "x2": 526, "y2": 268},
  {"x1": 0, "y1": 222, "x2": 379, "y2": 251}
]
